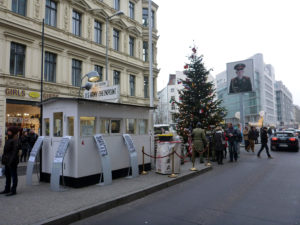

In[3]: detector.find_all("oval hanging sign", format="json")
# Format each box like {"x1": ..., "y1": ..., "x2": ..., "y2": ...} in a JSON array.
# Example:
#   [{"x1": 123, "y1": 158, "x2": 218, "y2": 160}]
[{"x1": 29, "y1": 92, "x2": 40, "y2": 98}]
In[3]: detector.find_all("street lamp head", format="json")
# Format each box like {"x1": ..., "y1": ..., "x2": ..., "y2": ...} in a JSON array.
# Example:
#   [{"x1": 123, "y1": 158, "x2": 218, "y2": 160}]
[
  {"x1": 86, "y1": 71, "x2": 100, "y2": 82},
  {"x1": 82, "y1": 82, "x2": 93, "y2": 91}
]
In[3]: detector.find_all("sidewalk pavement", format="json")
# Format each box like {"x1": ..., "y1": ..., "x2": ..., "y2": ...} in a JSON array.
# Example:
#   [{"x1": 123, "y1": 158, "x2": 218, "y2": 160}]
[{"x1": 0, "y1": 161, "x2": 212, "y2": 225}]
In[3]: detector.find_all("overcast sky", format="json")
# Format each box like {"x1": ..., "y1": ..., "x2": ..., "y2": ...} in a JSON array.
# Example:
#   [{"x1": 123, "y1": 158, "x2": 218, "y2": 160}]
[{"x1": 154, "y1": 0, "x2": 300, "y2": 105}]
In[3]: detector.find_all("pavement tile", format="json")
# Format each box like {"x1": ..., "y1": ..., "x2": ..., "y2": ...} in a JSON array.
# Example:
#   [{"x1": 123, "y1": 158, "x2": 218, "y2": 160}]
[{"x1": 0, "y1": 161, "x2": 211, "y2": 225}]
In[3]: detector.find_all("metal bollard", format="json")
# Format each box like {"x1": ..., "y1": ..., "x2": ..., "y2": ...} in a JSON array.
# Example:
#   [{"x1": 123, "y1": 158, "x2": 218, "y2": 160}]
[
  {"x1": 205, "y1": 143, "x2": 212, "y2": 167},
  {"x1": 141, "y1": 146, "x2": 148, "y2": 175},
  {"x1": 168, "y1": 148, "x2": 177, "y2": 178}
]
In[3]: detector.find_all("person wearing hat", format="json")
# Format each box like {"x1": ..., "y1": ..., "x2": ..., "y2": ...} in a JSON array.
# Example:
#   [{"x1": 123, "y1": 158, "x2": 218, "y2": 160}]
[
  {"x1": 257, "y1": 127, "x2": 272, "y2": 159},
  {"x1": 229, "y1": 63, "x2": 252, "y2": 94},
  {"x1": 192, "y1": 122, "x2": 207, "y2": 164},
  {"x1": 1, "y1": 126, "x2": 20, "y2": 196},
  {"x1": 213, "y1": 126, "x2": 225, "y2": 165}
]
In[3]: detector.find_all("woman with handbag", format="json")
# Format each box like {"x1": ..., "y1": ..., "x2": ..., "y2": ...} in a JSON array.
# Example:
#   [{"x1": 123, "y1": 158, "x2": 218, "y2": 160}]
[{"x1": 1, "y1": 126, "x2": 20, "y2": 196}]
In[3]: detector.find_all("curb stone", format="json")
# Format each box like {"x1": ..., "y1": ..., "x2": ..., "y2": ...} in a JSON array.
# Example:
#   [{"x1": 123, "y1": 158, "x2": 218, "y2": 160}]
[{"x1": 37, "y1": 166, "x2": 212, "y2": 225}]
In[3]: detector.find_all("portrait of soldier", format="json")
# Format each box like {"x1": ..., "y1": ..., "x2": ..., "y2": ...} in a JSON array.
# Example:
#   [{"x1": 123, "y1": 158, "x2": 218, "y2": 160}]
[{"x1": 229, "y1": 63, "x2": 252, "y2": 94}]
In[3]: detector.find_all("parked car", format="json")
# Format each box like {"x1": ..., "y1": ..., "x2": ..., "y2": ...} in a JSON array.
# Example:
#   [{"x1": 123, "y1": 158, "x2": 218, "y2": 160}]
[{"x1": 271, "y1": 131, "x2": 299, "y2": 152}]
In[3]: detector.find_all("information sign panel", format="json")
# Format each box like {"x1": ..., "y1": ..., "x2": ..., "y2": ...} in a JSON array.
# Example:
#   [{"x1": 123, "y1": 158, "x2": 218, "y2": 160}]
[
  {"x1": 50, "y1": 136, "x2": 72, "y2": 191},
  {"x1": 123, "y1": 134, "x2": 139, "y2": 178},
  {"x1": 94, "y1": 134, "x2": 112, "y2": 185},
  {"x1": 26, "y1": 136, "x2": 44, "y2": 186}
]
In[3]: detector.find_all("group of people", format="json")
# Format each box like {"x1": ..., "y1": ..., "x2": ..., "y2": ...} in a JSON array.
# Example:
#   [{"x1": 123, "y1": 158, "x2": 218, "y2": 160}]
[
  {"x1": 1, "y1": 126, "x2": 38, "y2": 196},
  {"x1": 190, "y1": 122, "x2": 272, "y2": 166}
]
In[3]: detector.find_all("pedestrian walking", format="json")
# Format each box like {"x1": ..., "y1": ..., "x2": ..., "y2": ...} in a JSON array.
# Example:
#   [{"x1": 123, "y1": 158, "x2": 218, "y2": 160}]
[
  {"x1": 1, "y1": 126, "x2": 20, "y2": 196},
  {"x1": 248, "y1": 126, "x2": 256, "y2": 153},
  {"x1": 20, "y1": 130, "x2": 30, "y2": 162},
  {"x1": 192, "y1": 122, "x2": 207, "y2": 164},
  {"x1": 257, "y1": 127, "x2": 272, "y2": 158},
  {"x1": 226, "y1": 123, "x2": 238, "y2": 162},
  {"x1": 214, "y1": 126, "x2": 224, "y2": 165},
  {"x1": 243, "y1": 126, "x2": 250, "y2": 151}
]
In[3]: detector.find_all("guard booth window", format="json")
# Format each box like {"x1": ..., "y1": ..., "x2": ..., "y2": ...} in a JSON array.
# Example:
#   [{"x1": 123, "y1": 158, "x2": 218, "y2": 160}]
[
  {"x1": 80, "y1": 117, "x2": 95, "y2": 136},
  {"x1": 126, "y1": 119, "x2": 136, "y2": 134},
  {"x1": 53, "y1": 112, "x2": 63, "y2": 137},
  {"x1": 111, "y1": 120, "x2": 121, "y2": 133},
  {"x1": 100, "y1": 119, "x2": 110, "y2": 134},
  {"x1": 100, "y1": 119, "x2": 121, "y2": 134},
  {"x1": 139, "y1": 119, "x2": 148, "y2": 135}
]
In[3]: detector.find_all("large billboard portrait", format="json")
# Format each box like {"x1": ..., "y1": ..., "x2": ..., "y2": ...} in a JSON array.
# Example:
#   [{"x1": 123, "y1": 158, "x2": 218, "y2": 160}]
[{"x1": 227, "y1": 59, "x2": 254, "y2": 94}]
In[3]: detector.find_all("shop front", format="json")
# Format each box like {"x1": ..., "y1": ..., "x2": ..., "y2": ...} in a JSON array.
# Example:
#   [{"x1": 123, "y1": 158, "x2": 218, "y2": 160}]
[
  {"x1": 0, "y1": 87, "x2": 60, "y2": 152},
  {"x1": 6, "y1": 101, "x2": 41, "y2": 134}
]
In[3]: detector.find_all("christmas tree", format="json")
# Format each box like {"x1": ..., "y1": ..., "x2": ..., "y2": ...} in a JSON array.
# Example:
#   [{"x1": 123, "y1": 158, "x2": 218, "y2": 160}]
[{"x1": 175, "y1": 46, "x2": 226, "y2": 141}]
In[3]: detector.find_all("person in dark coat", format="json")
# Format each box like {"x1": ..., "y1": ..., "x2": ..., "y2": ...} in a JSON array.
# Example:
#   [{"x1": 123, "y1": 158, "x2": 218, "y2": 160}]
[
  {"x1": 28, "y1": 129, "x2": 38, "y2": 156},
  {"x1": 1, "y1": 126, "x2": 20, "y2": 196},
  {"x1": 214, "y1": 126, "x2": 224, "y2": 165},
  {"x1": 20, "y1": 130, "x2": 30, "y2": 162},
  {"x1": 226, "y1": 123, "x2": 238, "y2": 162},
  {"x1": 257, "y1": 127, "x2": 272, "y2": 158}
]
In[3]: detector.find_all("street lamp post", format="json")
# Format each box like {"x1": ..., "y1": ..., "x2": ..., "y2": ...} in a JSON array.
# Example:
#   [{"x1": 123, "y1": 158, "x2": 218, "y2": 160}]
[{"x1": 105, "y1": 11, "x2": 124, "y2": 82}]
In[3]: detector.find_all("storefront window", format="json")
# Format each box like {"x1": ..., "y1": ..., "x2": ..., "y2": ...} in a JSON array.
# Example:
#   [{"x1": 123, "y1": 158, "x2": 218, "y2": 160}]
[
  {"x1": 100, "y1": 119, "x2": 110, "y2": 134},
  {"x1": 139, "y1": 119, "x2": 148, "y2": 135},
  {"x1": 80, "y1": 117, "x2": 95, "y2": 136},
  {"x1": 126, "y1": 119, "x2": 136, "y2": 134},
  {"x1": 111, "y1": 120, "x2": 121, "y2": 133},
  {"x1": 44, "y1": 118, "x2": 50, "y2": 136},
  {"x1": 68, "y1": 117, "x2": 74, "y2": 136}
]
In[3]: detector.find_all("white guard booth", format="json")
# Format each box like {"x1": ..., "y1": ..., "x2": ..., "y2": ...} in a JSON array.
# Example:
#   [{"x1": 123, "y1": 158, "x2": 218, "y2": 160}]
[{"x1": 40, "y1": 97, "x2": 152, "y2": 188}]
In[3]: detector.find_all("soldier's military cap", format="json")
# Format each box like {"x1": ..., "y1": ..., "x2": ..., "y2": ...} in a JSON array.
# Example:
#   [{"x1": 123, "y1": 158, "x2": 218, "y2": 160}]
[{"x1": 234, "y1": 63, "x2": 246, "y2": 70}]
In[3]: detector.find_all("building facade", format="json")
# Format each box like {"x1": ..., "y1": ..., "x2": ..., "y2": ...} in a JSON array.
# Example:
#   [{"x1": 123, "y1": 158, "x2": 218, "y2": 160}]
[
  {"x1": 155, "y1": 71, "x2": 185, "y2": 125},
  {"x1": 0, "y1": 0, "x2": 159, "y2": 150},
  {"x1": 275, "y1": 81, "x2": 294, "y2": 127},
  {"x1": 294, "y1": 105, "x2": 300, "y2": 128},
  {"x1": 155, "y1": 71, "x2": 215, "y2": 125},
  {"x1": 216, "y1": 54, "x2": 277, "y2": 126}
]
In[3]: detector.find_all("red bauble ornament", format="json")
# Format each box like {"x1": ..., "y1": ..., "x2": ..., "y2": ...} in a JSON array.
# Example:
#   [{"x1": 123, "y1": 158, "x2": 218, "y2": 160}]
[{"x1": 184, "y1": 64, "x2": 188, "y2": 69}]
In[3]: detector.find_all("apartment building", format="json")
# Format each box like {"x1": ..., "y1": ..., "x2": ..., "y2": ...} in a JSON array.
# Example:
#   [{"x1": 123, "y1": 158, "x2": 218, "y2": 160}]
[{"x1": 0, "y1": 0, "x2": 159, "y2": 147}]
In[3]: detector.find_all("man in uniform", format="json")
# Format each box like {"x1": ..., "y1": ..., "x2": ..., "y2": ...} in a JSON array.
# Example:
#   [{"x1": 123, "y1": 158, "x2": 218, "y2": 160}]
[
  {"x1": 192, "y1": 122, "x2": 207, "y2": 164},
  {"x1": 229, "y1": 63, "x2": 252, "y2": 94}
]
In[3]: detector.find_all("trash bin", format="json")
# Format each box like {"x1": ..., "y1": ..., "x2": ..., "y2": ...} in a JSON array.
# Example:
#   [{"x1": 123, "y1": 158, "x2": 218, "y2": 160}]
[{"x1": 156, "y1": 141, "x2": 181, "y2": 174}]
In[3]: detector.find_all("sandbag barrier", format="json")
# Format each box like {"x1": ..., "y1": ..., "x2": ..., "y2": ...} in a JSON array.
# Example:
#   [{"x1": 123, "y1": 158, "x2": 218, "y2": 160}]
[{"x1": 141, "y1": 144, "x2": 211, "y2": 178}]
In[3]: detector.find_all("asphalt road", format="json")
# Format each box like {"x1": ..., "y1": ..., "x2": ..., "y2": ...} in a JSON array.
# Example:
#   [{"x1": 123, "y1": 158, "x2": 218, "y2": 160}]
[{"x1": 72, "y1": 145, "x2": 300, "y2": 225}]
